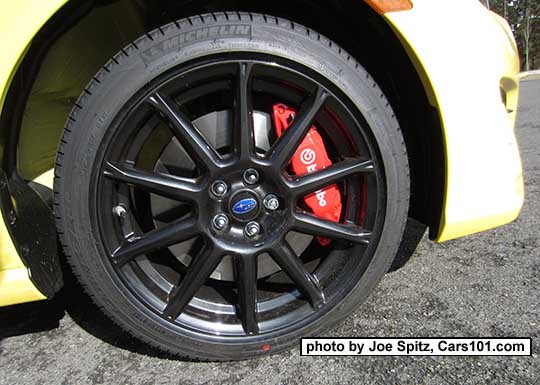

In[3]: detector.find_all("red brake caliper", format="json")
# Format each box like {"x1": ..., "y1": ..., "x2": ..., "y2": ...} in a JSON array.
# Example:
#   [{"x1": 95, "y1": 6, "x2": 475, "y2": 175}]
[{"x1": 273, "y1": 103, "x2": 342, "y2": 246}]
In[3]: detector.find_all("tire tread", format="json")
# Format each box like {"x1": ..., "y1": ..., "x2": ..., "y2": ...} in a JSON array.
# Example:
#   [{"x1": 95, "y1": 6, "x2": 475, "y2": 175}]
[{"x1": 54, "y1": 11, "x2": 409, "y2": 361}]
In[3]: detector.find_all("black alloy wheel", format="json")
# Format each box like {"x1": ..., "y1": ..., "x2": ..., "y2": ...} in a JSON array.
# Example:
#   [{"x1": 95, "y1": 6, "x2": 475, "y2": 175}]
[{"x1": 55, "y1": 13, "x2": 409, "y2": 360}]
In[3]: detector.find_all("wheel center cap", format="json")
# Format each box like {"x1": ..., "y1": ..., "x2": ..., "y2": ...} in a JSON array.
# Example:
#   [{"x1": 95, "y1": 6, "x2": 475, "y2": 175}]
[{"x1": 229, "y1": 191, "x2": 260, "y2": 221}]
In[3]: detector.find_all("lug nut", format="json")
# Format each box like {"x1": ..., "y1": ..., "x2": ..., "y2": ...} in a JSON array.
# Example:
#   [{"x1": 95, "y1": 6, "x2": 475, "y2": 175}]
[
  {"x1": 213, "y1": 214, "x2": 230, "y2": 231},
  {"x1": 211, "y1": 180, "x2": 228, "y2": 197},
  {"x1": 263, "y1": 194, "x2": 280, "y2": 211},
  {"x1": 245, "y1": 221, "x2": 261, "y2": 238},
  {"x1": 243, "y1": 169, "x2": 260, "y2": 185},
  {"x1": 113, "y1": 205, "x2": 128, "y2": 219}
]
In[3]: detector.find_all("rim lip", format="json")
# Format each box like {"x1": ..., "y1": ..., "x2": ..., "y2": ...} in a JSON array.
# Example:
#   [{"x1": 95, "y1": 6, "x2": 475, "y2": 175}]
[{"x1": 90, "y1": 53, "x2": 388, "y2": 342}]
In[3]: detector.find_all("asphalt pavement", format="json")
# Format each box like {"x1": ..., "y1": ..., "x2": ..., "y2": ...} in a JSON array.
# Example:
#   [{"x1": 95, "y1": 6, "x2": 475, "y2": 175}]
[{"x1": 0, "y1": 79, "x2": 539, "y2": 385}]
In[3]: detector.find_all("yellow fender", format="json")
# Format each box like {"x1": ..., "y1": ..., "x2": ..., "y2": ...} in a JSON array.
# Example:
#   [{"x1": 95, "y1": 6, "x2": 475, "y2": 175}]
[{"x1": 385, "y1": 0, "x2": 523, "y2": 242}]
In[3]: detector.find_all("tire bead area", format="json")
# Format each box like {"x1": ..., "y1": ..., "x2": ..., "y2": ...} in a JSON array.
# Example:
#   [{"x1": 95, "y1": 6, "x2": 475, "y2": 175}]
[{"x1": 54, "y1": 12, "x2": 409, "y2": 361}]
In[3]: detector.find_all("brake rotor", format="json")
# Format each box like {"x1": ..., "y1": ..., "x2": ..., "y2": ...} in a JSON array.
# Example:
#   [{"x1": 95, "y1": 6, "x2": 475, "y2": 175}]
[{"x1": 150, "y1": 110, "x2": 314, "y2": 281}]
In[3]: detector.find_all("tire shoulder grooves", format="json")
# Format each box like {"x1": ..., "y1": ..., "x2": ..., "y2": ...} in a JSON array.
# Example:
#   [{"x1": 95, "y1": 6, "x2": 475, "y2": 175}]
[{"x1": 54, "y1": 11, "x2": 409, "y2": 361}]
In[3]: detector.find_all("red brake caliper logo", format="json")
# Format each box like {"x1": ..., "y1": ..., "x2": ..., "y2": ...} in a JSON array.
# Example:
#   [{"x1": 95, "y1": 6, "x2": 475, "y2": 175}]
[{"x1": 273, "y1": 104, "x2": 342, "y2": 246}]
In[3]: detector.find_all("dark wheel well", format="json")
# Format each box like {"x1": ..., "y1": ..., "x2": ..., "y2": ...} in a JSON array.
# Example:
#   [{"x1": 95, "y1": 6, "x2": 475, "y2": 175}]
[
  {"x1": 139, "y1": 0, "x2": 445, "y2": 236},
  {"x1": 1, "y1": 0, "x2": 444, "y2": 280}
]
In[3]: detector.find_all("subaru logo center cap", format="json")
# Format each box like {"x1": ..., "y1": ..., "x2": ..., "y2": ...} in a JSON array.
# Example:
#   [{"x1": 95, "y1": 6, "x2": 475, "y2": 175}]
[{"x1": 230, "y1": 191, "x2": 259, "y2": 221}]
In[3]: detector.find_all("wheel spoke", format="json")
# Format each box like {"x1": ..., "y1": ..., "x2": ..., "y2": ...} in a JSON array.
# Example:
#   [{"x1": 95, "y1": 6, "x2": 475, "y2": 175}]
[
  {"x1": 267, "y1": 86, "x2": 329, "y2": 168},
  {"x1": 163, "y1": 244, "x2": 223, "y2": 321},
  {"x1": 269, "y1": 241, "x2": 325, "y2": 308},
  {"x1": 112, "y1": 216, "x2": 199, "y2": 266},
  {"x1": 234, "y1": 63, "x2": 255, "y2": 161},
  {"x1": 147, "y1": 92, "x2": 221, "y2": 171},
  {"x1": 234, "y1": 254, "x2": 259, "y2": 335},
  {"x1": 287, "y1": 158, "x2": 374, "y2": 196},
  {"x1": 153, "y1": 203, "x2": 191, "y2": 223},
  {"x1": 292, "y1": 212, "x2": 372, "y2": 244},
  {"x1": 104, "y1": 162, "x2": 202, "y2": 203}
]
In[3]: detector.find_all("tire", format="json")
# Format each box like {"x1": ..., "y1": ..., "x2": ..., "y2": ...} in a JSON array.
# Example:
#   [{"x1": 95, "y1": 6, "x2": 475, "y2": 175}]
[{"x1": 54, "y1": 12, "x2": 409, "y2": 361}]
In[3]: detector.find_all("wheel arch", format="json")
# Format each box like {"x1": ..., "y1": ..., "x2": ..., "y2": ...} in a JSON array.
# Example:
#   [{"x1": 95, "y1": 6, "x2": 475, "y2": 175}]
[{"x1": 0, "y1": 0, "x2": 446, "y2": 305}]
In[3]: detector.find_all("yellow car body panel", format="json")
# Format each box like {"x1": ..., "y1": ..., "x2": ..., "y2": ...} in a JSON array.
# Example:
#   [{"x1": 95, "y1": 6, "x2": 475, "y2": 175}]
[
  {"x1": 0, "y1": 0, "x2": 68, "y2": 306},
  {"x1": 385, "y1": 0, "x2": 524, "y2": 242},
  {"x1": 0, "y1": 0, "x2": 67, "y2": 111},
  {"x1": 0, "y1": 0, "x2": 524, "y2": 306}
]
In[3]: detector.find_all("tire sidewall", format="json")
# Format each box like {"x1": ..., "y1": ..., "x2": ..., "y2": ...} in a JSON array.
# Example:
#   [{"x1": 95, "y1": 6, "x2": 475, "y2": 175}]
[{"x1": 56, "y1": 14, "x2": 409, "y2": 360}]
